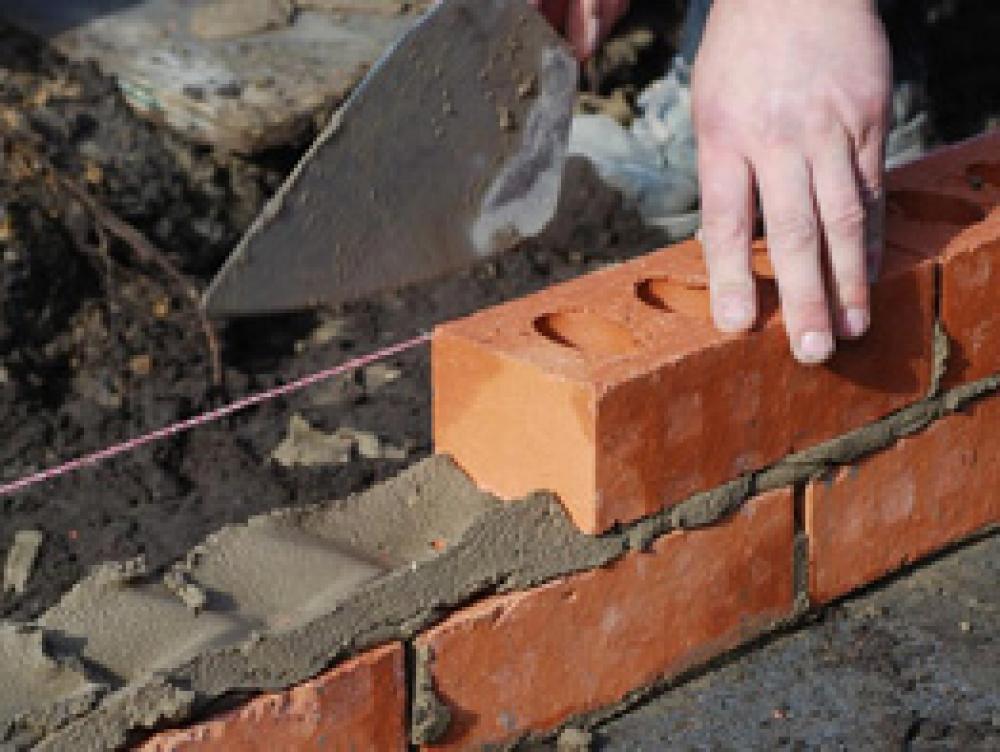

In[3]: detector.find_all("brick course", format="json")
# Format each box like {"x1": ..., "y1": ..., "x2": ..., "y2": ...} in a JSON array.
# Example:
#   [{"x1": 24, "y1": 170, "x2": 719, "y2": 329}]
[
  {"x1": 416, "y1": 489, "x2": 795, "y2": 750},
  {"x1": 806, "y1": 398, "x2": 1000, "y2": 604}
]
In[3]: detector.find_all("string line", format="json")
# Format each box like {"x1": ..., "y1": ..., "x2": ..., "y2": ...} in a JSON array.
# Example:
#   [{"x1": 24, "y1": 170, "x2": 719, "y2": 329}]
[{"x1": 0, "y1": 332, "x2": 432, "y2": 499}]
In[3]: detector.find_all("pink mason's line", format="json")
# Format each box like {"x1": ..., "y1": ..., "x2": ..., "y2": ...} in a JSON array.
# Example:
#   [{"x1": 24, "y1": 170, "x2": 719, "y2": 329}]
[{"x1": 0, "y1": 332, "x2": 432, "y2": 499}]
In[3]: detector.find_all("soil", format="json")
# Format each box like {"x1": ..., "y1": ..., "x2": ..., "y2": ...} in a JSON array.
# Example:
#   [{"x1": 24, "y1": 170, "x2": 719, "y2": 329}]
[
  {"x1": 0, "y1": 0, "x2": 996, "y2": 640},
  {"x1": 0, "y1": 14, "x2": 660, "y2": 623}
]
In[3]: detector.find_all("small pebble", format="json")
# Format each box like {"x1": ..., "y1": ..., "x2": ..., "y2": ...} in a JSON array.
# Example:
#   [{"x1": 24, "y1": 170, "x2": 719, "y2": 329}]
[
  {"x1": 152, "y1": 297, "x2": 171, "y2": 319},
  {"x1": 129, "y1": 354, "x2": 153, "y2": 377},
  {"x1": 557, "y1": 727, "x2": 592, "y2": 751}
]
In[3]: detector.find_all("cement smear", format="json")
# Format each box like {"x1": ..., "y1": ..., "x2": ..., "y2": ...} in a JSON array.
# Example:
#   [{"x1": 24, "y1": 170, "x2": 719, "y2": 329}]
[{"x1": 4, "y1": 327, "x2": 999, "y2": 749}]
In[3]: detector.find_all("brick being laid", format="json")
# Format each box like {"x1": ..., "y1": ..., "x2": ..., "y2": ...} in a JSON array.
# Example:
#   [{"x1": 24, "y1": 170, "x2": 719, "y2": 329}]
[
  {"x1": 434, "y1": 238, "x2": 937, "y2": 535},
  {"x1": 415, "y1": 487, "x2": 795, "y2": 750},
  {"x1": 806, "y1": 396, "x2": 1000, "y2": 605}
]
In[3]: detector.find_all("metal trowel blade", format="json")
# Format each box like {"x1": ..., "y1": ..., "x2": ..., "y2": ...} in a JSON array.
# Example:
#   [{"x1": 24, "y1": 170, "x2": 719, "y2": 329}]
[{"x1": 203, "y1": 0, "x2": 577, "y2": 317}]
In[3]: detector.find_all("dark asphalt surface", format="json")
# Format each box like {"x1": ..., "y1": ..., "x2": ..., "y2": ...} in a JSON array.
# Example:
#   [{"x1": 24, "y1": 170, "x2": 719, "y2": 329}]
[{"x1": 590, "y1": 532, "x2": 1000, "y2": 751}]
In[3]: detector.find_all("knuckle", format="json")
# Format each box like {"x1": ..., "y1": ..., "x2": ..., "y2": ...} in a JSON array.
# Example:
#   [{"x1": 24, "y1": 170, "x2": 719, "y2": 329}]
[
  {"x1": 692, "y1": 96, "x2": 734, "y2": 142},
  {"x1": 700, "y1": 213, "x2": 749, "y2": 252},
  {"x1": 824, "y1": 200, "x2": 866, "y2": 238},
  {"x1": 766, "y1": 212, "x2": 820, "y2": 250}
]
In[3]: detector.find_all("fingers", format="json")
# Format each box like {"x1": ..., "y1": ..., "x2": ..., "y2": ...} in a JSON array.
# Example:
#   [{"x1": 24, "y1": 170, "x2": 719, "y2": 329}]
[
  {"x1": 698, "y1": 145, "x2": 756, "y2": 333},
  {"x1": 810, "y1": 124, "x2": 869, "y2": 339},
  {"x1": 755, "y1": 149, "x2": 834, "y2": 365},
  {"x1": 857, "y1": 129, "x2": 887, "y2": 283},
  {"x1": 566, "y1": 0, "x2": 601, "y2": 59}
]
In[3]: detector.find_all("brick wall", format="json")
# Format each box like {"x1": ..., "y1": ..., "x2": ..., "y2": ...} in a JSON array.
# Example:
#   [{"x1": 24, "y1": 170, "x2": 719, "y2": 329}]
[{"x1": 138, "y1": 133, "x2": 1000, "y2": 751}]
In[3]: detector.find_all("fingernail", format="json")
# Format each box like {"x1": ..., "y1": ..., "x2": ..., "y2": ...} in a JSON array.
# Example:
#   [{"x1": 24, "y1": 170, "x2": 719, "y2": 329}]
[
  {"x1": 796, "y1": 331, "x2": 835, "y2": 365},
  {"x1": 841, "y1": 308, "x2": 870, "y2": 339},
  {"x1": 714, "y1": 295, "x2": 754, "y2": 333}
]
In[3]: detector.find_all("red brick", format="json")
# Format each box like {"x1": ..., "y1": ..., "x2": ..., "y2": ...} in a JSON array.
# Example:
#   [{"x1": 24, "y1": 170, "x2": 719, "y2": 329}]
[
  {"x1": 434, "y1": 234, "x2": 934, "y2": 533},
  {"x1": 417, "y1": 489, "x2": 794, "y2": 750},
  {"x1": 885, "y1": 131, "x2": 1000, "y2": 386},
  {"x1": 806, "y1": 398, "x2": 1000, "y2": 605},
  {"x1": 136, "y1": 643, "x2": 406, "y2": 752}
]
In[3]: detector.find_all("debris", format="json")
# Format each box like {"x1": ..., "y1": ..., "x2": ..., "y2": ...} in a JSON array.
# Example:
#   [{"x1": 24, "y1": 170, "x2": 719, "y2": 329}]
[
  {"x1": 0, "y1": 213, "x2": 12, "y2": 244},
  {"x1": 83, "y1": 162, "x2": 103, "y2": 185},
  {"x1": 271, "y1": 414, "x2": 410, "y2": 466},
  {"x1": 3, "y1": 530, "x2": 44, "y2": 595},
  {"x1": 271, "y1": 414, "x2": 355, "y2": 467},
  {"x1": 163, "y1": 570, "x2": 208, "y2": 614},
  {"x1": 298, "y1": 315, "x2": 349, "y2": 350},
  {"x1": 129, "y1": 354, "x2": 153, "y2": 377},
  {"x1": 152, "y1": 297, "x2": 171, "y2": 319},
  {"x1": 557, "y1": 727, "x2": 593, "y2": 751},
  {"x1": 92, "y1": 556, "x2": 149, "y2": 587},
  {"x1": 364, "y1": 362, "x2": 402, "y2": 390},
  {"x1": 352, "y1": 428, "x2": 408, "y2": 461},
  {"x1": 191, "y1": 0, "x2": 295, "y2": 41}
]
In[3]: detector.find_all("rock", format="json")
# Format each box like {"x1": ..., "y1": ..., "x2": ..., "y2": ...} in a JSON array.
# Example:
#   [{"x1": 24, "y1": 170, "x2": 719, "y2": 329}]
[
  {"x1": 364, "y1": 362, "x2": 402, "y2": 391},
  {"x1": 351, "y1": 428, "x2": 407, "y2": 461},
  {"x1": 3, "y1": 530, "x2": 44, "y2": 595},
  {"x1": 271, "y1": 414, "x2": 408, "y2": 466},
  {"x1": 129, "y1": 354, "x2": 153, "y2": 377},
  {"x1": 270, "y1": 413, "x2": 355, "y2": 467},
  {"x1": 191, "y1": 0, "x2": 295, "y2": 41},
  {"x1": 163, "y1": 570, "x2": 208, "y2": 614},
  {"x1": 557, "y1": 727, "x2": 593, "y2": 751}
]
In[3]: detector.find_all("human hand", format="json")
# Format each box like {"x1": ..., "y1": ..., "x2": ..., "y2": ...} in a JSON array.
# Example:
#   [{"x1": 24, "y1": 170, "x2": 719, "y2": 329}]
[
  {"x1": 692, "y1": 0, "x2": 892, "y2": 364},
  {"x1": 530, "y1": 0, "x2": 630, "y2": 60}
]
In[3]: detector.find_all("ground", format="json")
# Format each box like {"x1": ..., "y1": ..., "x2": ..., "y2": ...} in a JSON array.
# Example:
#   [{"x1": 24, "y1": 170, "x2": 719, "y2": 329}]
[
  {"x1": 594, "y1": 533, "x2": 1000, "y2": 751},
  {"x1": 0, "y1": 0, "x2": 997, "y2": 748}
]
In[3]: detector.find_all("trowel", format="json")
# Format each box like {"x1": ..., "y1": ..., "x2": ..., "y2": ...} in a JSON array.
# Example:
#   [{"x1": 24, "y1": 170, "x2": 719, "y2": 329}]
[{"x1": 203, "y1": 0, "x2": 577, "y2": 316}]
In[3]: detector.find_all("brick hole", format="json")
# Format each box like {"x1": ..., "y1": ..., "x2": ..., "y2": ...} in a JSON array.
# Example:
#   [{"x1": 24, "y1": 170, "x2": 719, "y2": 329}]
[
  {"x1": 636, "y1": 276, "x2": 711, "y2": 319},
  {"x1": 966, "y1": 161, "x2": 1000, "y2": 190},
  {"x1": 887, "y1": 189, "x2": 986, "y2": 225},
  {"x1": 533, "y1": 310, "x2": 639, "y2": 357}
]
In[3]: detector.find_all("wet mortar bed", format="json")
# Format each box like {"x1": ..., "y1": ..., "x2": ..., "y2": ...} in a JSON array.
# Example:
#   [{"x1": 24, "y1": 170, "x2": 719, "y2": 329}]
[{"x1": 0, "y1": 0, "x2": 997, "y2": 747}]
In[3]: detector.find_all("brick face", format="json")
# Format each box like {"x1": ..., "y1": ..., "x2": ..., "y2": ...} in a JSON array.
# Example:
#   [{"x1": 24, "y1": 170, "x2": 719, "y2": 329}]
[
  {"x1": 136, "y1": 643, "x2": 407, "y2": 752},
  {"x1": 806, "y1": 398, "x2": 1000, "y2": 605},
  {"x1": 416, "y1": 489, "x2": 795, "y2": 750}
]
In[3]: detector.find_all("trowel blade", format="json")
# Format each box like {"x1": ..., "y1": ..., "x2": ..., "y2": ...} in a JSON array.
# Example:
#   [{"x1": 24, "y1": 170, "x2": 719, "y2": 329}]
[{"x1": 203, "y1": 0, "x2": 577, "y2": 317}]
